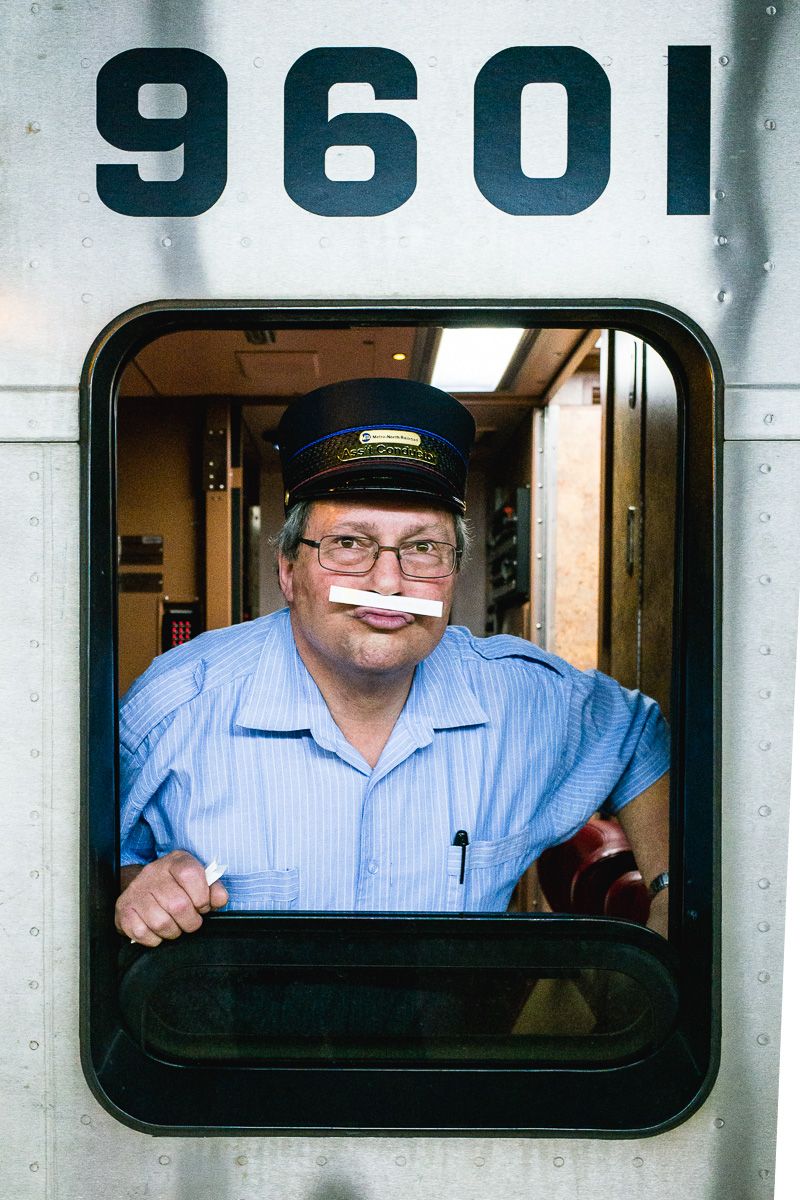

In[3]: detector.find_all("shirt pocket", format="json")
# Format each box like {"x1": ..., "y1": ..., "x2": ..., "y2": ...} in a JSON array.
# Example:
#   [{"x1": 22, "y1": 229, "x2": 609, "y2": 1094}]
[
  {"x1": 221, "y1": 868, "x2": 300, "y2": 912},
  {"x1": 446, "y1": 828, "x2": 532, "y2": 912}
]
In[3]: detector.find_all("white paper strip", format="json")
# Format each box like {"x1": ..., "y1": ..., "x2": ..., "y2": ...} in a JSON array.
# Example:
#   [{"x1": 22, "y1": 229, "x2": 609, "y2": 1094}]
[
  {"x1": 328, "y1": 585, "x2": 443, "y2": 618},
  {"x1": 204, "y1": 859, "x2": 227, "y2": 886}
]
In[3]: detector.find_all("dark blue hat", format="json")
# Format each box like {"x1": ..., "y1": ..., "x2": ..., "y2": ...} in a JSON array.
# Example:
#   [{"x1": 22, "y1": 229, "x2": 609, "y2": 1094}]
[{"x1": 276, "y1": 378, "x2": 475, "y2": 513}]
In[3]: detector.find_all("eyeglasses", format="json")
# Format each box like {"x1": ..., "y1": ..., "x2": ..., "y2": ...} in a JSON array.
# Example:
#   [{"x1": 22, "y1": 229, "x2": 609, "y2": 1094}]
[{"x1": 299, "y1": 535, "x2": 460, "y2": 579}]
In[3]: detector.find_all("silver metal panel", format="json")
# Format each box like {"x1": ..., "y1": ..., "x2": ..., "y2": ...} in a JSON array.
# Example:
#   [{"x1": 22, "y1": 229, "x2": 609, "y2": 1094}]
[
  {"x1": 725, "y1": 386, "x2": 800, "y2": 441},
  {"x1": 0, "y1": 443, "x2": 79, "y2": 1196},
  {"x1": 0, "y1": 0, "x2": 798, "y2": 387},
  {"x1": 0, "y1": 391, "x2": 79, "y2": 442}
]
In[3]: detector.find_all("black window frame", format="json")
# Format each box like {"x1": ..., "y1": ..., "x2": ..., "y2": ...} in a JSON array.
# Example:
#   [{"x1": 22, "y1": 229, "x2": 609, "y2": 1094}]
[{"x1": 80, "y1": 299, "x2": 720, "y2": 1135}]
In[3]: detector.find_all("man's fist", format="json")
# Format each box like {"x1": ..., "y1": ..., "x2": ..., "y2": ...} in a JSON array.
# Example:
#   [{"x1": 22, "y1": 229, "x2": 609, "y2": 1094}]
[{"x1": 115, "y1": 850, "x2": 229, "y2": 946}]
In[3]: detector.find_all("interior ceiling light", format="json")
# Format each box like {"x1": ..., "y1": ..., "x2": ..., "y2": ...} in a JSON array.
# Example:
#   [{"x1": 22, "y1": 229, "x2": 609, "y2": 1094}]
[
  {"x1": 392, "y1": 352, "x2": 407, "y2": 361},
  {"x1": 431, "y1": 328, "x2": 525, "y2": 392}
]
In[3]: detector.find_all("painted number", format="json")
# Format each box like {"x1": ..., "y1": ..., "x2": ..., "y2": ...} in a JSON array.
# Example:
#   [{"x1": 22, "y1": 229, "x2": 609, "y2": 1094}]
[
  {"x1": 96, "y1": 48, "x2": 227, "y2": 217},
  {"x1": 95, "y1": 45, "x2": 711, "y2": 218},
  {"x1": 474, "y1": 47, "x2": 611, "y2": 216},
  {"x1": 283, "y1": 48, "x2": 417, "y2": 216}
]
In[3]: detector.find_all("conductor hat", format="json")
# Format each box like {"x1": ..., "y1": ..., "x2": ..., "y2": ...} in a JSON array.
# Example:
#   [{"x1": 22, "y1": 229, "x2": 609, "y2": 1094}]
[{"x1": 276, "y1": 378, "x2": 476, "y2": 514}]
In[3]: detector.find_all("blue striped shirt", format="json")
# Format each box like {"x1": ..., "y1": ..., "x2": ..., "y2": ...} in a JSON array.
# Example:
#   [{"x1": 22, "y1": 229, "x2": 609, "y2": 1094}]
[{"x1": 119, "y1": 608, "x2": 669, "y2": 912}]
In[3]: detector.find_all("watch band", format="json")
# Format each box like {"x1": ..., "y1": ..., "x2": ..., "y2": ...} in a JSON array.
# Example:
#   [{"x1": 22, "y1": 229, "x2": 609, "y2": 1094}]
[{"x1": 648, "y1": 871, "x2": 670, "y2": 897}]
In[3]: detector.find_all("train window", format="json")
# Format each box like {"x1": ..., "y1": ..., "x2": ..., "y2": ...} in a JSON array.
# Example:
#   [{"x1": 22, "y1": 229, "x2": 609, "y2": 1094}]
[{"x1": 81, "y1": 303, "x2": 718, "y2": 1133}]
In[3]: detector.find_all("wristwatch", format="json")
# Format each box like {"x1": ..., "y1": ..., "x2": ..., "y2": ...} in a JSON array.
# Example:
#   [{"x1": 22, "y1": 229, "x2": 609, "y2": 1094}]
[{"x1": 648, "y1": 871, "x2": 670, "y2": 897}]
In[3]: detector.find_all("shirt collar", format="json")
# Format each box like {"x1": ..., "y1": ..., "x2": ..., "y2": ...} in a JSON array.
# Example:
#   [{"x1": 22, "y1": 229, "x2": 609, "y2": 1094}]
[{"x1": 235, "y1": 610, "x2": 488, "y2": 739}]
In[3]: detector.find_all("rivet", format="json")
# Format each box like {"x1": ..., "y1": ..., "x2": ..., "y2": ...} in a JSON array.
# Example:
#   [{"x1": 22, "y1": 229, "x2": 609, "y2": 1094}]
[
  {"x1": 29, "y1": 471, "x2": 39, "y2": 481},
  {"x1": 758, "y1": 512, "x2": 771, "y2": 522},
  {"x1": 235, "y1": 1156, "x2": 248, "y2": 1166},
  {"x1": 602, "y1": 56, "x2": 612, "y2": 67},
  {"x1": 718, "y1": 55, "x2": 730, "y2": 66},
  {"x1": 399, "y1": 235, "x2": 409, "y2": 247},
  {"x1": 316, "y1": 1156, "x2": 328, "y2": 1167},
  {"x1": 240, "y1": 236, "x2": 251, "y2": 247},
  {"x1": 758, "y1": 804, "x2": 772, "y2": 817},
  {"x1": 29, "y1": 980, "x2": 39, "y2": 989},
  {"x1": 28, "y1": 418, "x2": 37, "y2": 428},
  {"x1": 30, "y1": 693, "x2": 39, "y2": 703},
  {"x1": 253, "y1": 56, "x2": 264, "y2": 68},
  {"x1": 428, "y1": 56, "x2": 438, "y2": 67},
  {"x1": 30, "y1": 810, "x2": 39, "y2": 821},
  {"x1": 764, "y1": 119, "x2": 776, "y2": 130},
  {"x1": 714, "y1": 1118, "x2": 725, "y2": 1129},
  {"x1": 31, "y1": 2, "x2": 40, "y2": 11},
  {"x1": 757, "y1": 921, "x2": 770, "y2": 933},
  {"x1": 30, "y1": 749, "x2": 40, "y2": 758},
  {"x1": 30, "y1": 638, "x2": 40, "y2": 648},
  {"x1": 30, "y1": 927, "x2": 40, "y2": 936},
  {"x1": 319, "y1": 236, "x2": 329, "y2": 248},
  {"x1": 766, "y1": 5, "x2": 777, "y2": 14},
  {"x1": 716, "y1": 289, "x2": 728, "y2": 302},
  {"x1": 80, "y1": 1114, "x2": 92, "y2": 1125},
  {"x1": 536, "y1": 553, "x2": 543, "y2": 560},
  {"x1": 78, "y1": 192, "x2": 90, "y2": 203},
  {"x1": 633, "y1": 1157, "x2": 644, "y2": 1168},
  {"x1": 758, "y1": 689, "x2": 771, "y2": 699},
  {"x1": 28, "y1": 259, "x2": 39, "y2": 269},
  {"x1": 635, "y1": 190, "x2": 646, "y2": 200},
  {"x1": 30, "y1": 572, "x2": 39, "y2": 583},
  {"x1": 81, "y1": 293, "x2": 92, "y2": 304},
  {"x1": 161, "y1": 236, "x2": 172, "y2": 248},
  {"x1": 29, "y1": 1163, "x2": 39, "y2": 1173},
  {"x1": 757, "y1": 1033, "x2": 770, "y2": 1046},
  {"x1": 29, "y1": 1040, "x2": 39, "y2": 1050},
  {"x1": 81, "y1": 57, "x2": 90, "y2": 68},
  {"x1": 535, "y1": 622, "x2": 543, "y2": 631},
  {"x1": 395, "y1": 1155, "x2": 406, "y2": 1166},
  {"x1": 553, "y1": 1156, "x2": 565, "y2": 1167},
  {"x1": 764, "y1": 260, "x2": 775, "y2": 272},
  {"x1": 474, "y1": 1156, "x2": 485, "y2": 1167},
  {"x1": 81, "y1": 237, "x2": 93, "y2": 248},
  {"x1": 758, "y1": 878, "x2": 770, "y2": 889},
  {"x1": 758, "y1": 971, "x2": 771, "y2": 983},
  {"x1": 158, "y1": 1155, "x2": 170, "y2": 1166},
  {"x1": 715, "y1": 189, "x2": 726, "y2": 199},
  {"x1": 715, "y1": 235, "x2": 728, "y2": 246},
  {"x1": 759, "y1": 645, "x2": 771, "y2": 655},
  {"x1": 28, "y1": 120, "x2": 41, "y2": 133},
  {"x1": 30, "y1": 869, "x2": 39, "y2": 879},
  {"x1": 759, "y1": 463, "x2": 772, "y2": 474},
  {"x1": 758, "y1": 575, "x2": 771, "y2": 584},
  {"x1": 759, "y1": 1168, "x2": 771, "y2": 1180},
  {"x1": 758, "y1": 741, "x2": 771, "y2": 751}
]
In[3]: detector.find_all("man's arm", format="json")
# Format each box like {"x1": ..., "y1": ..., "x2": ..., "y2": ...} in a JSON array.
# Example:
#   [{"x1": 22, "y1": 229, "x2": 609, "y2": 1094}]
[
  {"x1": 115, "y1": 851, "x2": 229, "y2": 946},
  {"x1": 615, "y1": 771, "x2": 670, "y2": 937}
]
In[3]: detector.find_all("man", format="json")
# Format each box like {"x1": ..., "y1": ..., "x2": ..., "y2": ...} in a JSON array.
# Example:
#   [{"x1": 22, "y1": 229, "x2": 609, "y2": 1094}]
[{"x1": 116, "y1": 378, "x2": 670, "y2": 945}]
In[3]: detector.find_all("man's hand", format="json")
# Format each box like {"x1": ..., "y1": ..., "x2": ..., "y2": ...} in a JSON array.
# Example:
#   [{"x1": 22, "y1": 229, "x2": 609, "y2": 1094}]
[{"x1": 115, "y1": 850, "x2": 229, "y2": 946}]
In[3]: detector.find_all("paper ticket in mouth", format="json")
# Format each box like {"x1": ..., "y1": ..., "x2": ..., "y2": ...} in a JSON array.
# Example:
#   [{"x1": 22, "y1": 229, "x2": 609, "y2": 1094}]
[{"x1": 328, "y1": 585, "x2": 443, "y2": 618}]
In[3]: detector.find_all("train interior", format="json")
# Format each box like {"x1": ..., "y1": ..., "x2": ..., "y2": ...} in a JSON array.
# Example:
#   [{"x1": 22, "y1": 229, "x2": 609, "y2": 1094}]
[{"x1": 113, "y1": 321, "x2": 678, "y2": 1061}]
